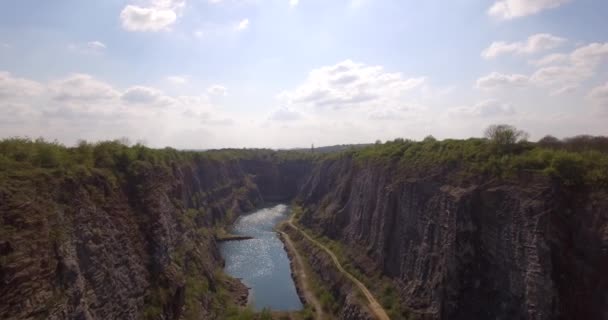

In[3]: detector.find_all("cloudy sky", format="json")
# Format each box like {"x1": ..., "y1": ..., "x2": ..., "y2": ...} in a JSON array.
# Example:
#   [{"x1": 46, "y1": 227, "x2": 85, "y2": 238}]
[{"x1": 1, "y1": 0, "x2": 607, "y2": 148}]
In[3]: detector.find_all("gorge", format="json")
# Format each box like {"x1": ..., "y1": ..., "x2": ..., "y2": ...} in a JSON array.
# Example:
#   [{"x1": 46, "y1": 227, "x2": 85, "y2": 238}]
[{"x1": 0, "y1": 138, "x2": 607, "y2": 320}]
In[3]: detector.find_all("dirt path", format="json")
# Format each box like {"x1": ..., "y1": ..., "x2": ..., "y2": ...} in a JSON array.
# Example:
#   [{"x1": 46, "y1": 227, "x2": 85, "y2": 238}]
[
  {"x1": 287, "y1": 216, "x2": 391, "y2": 320},
  {"x1": 279, "y1": 229, "x2": 325, "y2": 320}
]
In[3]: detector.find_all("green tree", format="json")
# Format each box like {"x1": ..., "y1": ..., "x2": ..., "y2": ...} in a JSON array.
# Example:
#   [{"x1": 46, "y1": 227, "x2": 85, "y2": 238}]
[
  {"x1": 484, "y1": 124, "x2": 529, "y2": 145},
  {"x1": 484, "y1": 124, "x2": 529, "y2": 154}
]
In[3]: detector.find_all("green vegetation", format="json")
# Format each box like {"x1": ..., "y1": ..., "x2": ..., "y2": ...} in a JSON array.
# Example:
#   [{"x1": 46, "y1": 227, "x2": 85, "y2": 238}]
[
  {"x1": 347, "y1": 126, "x2": 608, "y2": 188},
  {"x1": 0, "y1": 137, "x2": 317, "y2": 179},
  {"x1": 290, "y1": 206, "x2": 416, "y2": 320}
]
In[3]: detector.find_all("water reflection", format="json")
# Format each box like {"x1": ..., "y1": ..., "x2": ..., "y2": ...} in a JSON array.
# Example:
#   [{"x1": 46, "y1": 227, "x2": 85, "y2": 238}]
[{"x1": 219, "y1": 204, "x2": 303, "y2": 311}]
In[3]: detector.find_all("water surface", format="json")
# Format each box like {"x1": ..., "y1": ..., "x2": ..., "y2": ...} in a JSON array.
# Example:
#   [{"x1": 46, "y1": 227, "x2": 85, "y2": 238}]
[{"x1": 219, "y1": 204, "x2": 303, "y2": 311}]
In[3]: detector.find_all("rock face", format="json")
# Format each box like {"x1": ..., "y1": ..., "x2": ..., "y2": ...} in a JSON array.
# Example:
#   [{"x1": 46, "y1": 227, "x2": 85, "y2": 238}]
[
  {"x1": 0, "y1": 158, "x2": 312, "y2": 320},
  {"x1": 2, "y1": 152, "x2": 606, "y2": 320},
  {"x1": 297, "y1": 157, "x2": 608, "y2": 320}
]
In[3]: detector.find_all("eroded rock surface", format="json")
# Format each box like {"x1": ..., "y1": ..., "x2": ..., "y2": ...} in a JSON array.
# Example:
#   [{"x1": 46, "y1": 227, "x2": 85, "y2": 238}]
[{"x1": 297, "y1": 158, "x2": 608, "y2": 319}]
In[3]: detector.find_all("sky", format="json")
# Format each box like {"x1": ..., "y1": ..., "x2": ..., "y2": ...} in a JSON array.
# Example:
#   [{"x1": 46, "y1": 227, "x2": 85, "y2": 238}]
[{"x1": 0, "y1": 0, "x2": 607, "y2": 149}]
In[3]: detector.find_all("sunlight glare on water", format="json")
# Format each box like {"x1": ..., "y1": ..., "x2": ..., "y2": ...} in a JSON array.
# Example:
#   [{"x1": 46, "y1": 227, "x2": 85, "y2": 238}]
[{"x1": 219, "y1": 204, "x2": 303, "y2": 311}]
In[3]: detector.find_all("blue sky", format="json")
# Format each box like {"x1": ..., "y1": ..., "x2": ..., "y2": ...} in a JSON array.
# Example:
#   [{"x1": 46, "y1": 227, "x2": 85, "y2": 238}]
[{"x1": 1, "y1": 0, "x2": 607, "y2": 148}]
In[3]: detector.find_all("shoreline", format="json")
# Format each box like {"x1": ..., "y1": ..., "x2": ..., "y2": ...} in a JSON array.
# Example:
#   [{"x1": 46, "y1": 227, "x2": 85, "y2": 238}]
[
  {"x1": 277, "y1": 231, "x2": 308, "y2": 306},
  {"x1": 277, "y1": 224, "x2": 324, "y2": 319}
]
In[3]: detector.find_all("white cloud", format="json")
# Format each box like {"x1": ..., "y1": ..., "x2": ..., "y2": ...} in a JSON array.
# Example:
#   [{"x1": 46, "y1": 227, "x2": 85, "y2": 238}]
[
  {"x1": 120, "y1": 0, "x2": 185, "y2": 32},
  {"x1": 122, "y1": 86, "x2": 176, "y2": 107},
  {"x1": 0, "y1": 71, "x2": 45, "y2": 99},
  {"x1": 279, "y1": 60, "x2": 426, "y2": 111},
  {"x1": 481, "y1": 33, "x2": 565, "y2": 59},
  {"x1": 207, "y1": 85, "x2": 228, "y2": 96},
  {"x1": 289, "y1": 0, "x2": 299, "y2": 7},
  {"x1": 51, "y1": 74, "x2": 120, "y2": 102},
  {"x1": 550, "y1": 85, "x2": 579, "y2": 96},
  {"x1": 0, "y1": 71, "x2": 243, "y2": 147},
  {"x1": 528, "y1": 43, "x2": 608, "y2": 87},
  {"x1": 482, "y1": 42, "x2": 608, "y2": 91},
  {"x1": 476, "y1": 72, "x2": 529, "y2": 89},
  {"x1": 488, "y1": 0, "x2": 572, "y2": 20},
  {"x1": 588, "y1": 83, "x2": 608, "y2": 114},
  {"x1": 570, "y1": 42, "x2": 608, "y2": 67},
  {"x1": 167, "y1": 76, "x2": 188, "y2": 85},
  {"x1": 530, "y1": 65, "x2": 592, "y2": 87},
  {"x1": 530, "y1": 53, "x2": 568, "y2": 66},
  {"x1": 449, "y1": 100, "x2": 516, "y2": 118},
  {"x1": 236, "y1": 19, "x2": 250, "y2": 31},
  {"x1": 68, "y1": 41, "x2": 107, "y2": 54}
]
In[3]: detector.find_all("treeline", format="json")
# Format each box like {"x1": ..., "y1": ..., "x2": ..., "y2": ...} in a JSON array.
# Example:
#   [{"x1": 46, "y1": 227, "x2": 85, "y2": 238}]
[
  {"x1": 2, "y1": 125, "x2": 607, "y2": 188},
  {"x1": 348, "y1": 125, "x2": 608, "y2": 188},
  {"x1": 538, "y1": 135, "x2": 608, "y2": 153},
  {"x1": 0, "y1": 138, "x2": 316, "y2": 177}
]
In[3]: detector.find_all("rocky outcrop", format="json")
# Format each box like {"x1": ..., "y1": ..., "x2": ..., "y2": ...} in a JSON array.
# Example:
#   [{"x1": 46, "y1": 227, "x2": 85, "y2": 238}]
[
  {"x1": 0, "y1": 157, "x2": 312, "y2": 320},
  {"x1": 297, "y1": 157, "x2": 608, "y2": 320}
]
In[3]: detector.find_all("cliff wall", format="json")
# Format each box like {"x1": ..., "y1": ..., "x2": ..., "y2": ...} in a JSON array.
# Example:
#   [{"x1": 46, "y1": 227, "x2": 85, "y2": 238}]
[
  {"x1": 0, "y1": 157, "x2": 311, "y2": 320},
  {"x1": 296, "y1": 157, "x2": 608, "y2": 320},
  {"x1": 2, "y1": 148, "x2": 606, "y2": 320}
]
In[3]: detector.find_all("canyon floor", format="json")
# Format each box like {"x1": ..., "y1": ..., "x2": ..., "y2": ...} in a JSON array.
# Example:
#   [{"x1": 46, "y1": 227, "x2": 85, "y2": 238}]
[{"x1": 284, "y1": 214, "x2": 390, "y2": 320}]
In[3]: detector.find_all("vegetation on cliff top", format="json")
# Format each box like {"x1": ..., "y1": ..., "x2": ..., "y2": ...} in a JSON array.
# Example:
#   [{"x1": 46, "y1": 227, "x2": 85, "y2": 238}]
[
  {"x1": 346, "y1": 126, "x2": 608, "y2": 188},
  {"x1": 0, "y1": 138, "x2": 315, "y2": 180},
  {"x1": 2, "y1": 124, "x2": 607, "y2": 188}
]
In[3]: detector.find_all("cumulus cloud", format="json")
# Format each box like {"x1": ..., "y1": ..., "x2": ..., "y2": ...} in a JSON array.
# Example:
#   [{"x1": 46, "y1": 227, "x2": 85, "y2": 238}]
[
  {"x1": 530, "y1": 53, "x2": 568, "y2": 66},
  {"x1": 0, "y1": 71, "x2": 45, "y2": 98},
  {"x1": 207, "y1": 85, "x2": 228, "y2": 96},
  {"x1": 279, "y1": 60, "x2": 426, "y2": 110},
  {"x1": 476, "y1": 72, "x2": 529, "y2": 89},
  {"x1": 236, "y1": 19, "x2": 250, "y2": 31},
  {"x1": 570, "y1": 42, "x2": 608, "y2": 67},
  {"x1": 550, "y1": 85, "x2": 579, "y2": 96},
  {"x1": 488, "y1": 0, "x2": 572, "y2": 20},
  {"x1": 529, "y1": 43, "x2": 608, "y2": 87},
  {"x1": 120, "y1": 0, "x2": 185, "y2": 32},
  {"x1": 0, "y1": 71, "x2": 239, "y2": 146},
  {"x1": 449, "y1": 100, "x2": 516, "y2": 118},
  {"x1": 530, "y1": 65, "x2": 592, "y2": 87},
  {"x1": 480, "y1": 42, "x2": 608, "y2": 92},
  {"x1": 122, "y1": 86, "x2": 176, "y2": 107},
  {"x1": 51, "y1": 74, "x2": 120, "y2": 102},
  {"x1": 588, "y1": 83, "x2": 608, "y2": 114},
  {"x1": 481, "y1": 33, "x2": 565, "y2": 59}
]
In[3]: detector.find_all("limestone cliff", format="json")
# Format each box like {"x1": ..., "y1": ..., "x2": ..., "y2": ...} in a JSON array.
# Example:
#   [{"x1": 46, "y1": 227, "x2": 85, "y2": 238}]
[
  {"x1": 0, "y1": 157, "x2": 311, "y2": 320},
  {"x1": 2, "y1": 147, "x2": 606, "y2": 320},
  {"x1": 297, "y1": 157, "x2": 608, "y2": 320}
]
